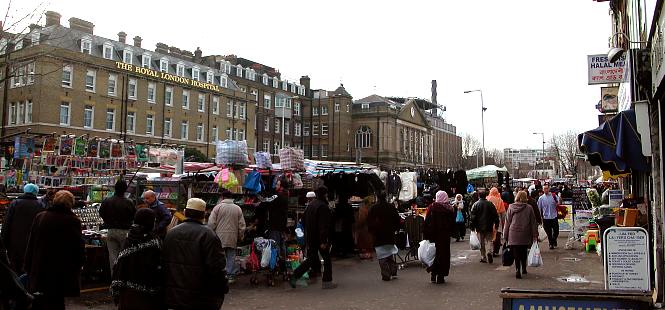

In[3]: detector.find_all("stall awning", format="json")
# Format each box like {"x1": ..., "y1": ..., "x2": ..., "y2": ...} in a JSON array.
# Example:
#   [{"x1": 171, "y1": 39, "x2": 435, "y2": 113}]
[
  {"x1": 466, "y1": 165, "x2": 508, "y2": 180},
  {"x1": 578, "y1": 110, "x2": 648, "y2": 175}
]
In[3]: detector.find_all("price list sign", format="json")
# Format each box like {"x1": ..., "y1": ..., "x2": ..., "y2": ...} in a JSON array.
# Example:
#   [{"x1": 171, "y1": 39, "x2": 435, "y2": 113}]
[{"x1": 603, "y1": 227, "x2": 650, "y2": 291}]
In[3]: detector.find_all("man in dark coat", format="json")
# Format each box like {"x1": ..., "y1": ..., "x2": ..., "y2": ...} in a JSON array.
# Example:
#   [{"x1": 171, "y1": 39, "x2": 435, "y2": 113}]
[
  {"x1": 368, "y1": 191, "x2": 401, "y2": 281},
  {"x1": 0, "y1": 238, "x2": 33, "y2": 309},
  {"x1": 469, "y1": 190, "x2": 499, "y2": 264},
  {"x1": 1, "y1": 183, "x2": 43, "y2": 273},
  {"x1": 25, "y1": 190, "x2": 84, "y2": 309},
  {"x1": 290, "y1": 186, "x2": 336, "y2": 289},
  {"x1": 142, "y1": 190, "x2": 172, "y2": 239},
  {"x1": 163, "y1": 198, "x2": 228, "y2": 310},
  {"x1": 100, "y1": 180, "x2": 136, "y2": 275}
]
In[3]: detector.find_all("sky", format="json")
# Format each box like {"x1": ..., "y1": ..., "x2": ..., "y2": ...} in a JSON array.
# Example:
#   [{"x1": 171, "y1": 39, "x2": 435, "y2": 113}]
[{"x1": 10, "y1": 0, "x2": 611, "y2": 150}]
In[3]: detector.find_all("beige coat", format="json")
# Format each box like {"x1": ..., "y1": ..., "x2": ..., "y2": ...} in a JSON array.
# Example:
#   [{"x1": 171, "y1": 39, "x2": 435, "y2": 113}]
[{"x1": 208, "y1": 199, "x2": 246, "y2": 248}]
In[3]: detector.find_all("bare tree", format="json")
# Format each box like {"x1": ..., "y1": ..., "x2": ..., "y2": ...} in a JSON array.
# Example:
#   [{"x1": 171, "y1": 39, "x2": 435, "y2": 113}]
[
  {"x1": 549, "y1": 130, "x2": 578, "y2": 177},
  {"x1": 461, "y1": 133, "x2": 481, "y2": 169},
  {"x1": 486, "y1": 148, "x2": 504, "y2": 166}
]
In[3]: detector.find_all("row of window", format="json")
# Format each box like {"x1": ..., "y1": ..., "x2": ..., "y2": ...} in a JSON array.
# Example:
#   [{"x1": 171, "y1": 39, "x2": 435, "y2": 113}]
[
  {"x1": 220, "y1": 60, "x2": 306, "y2": 96},
  {"x1": 310, "y1": 104, "x2": 350, "y2": 116},
  {"x1": 9, "y1": 62, "x2": 36, "y2": 88},
  {"x1": 302, "y1": 145, "x2": 330, "y2": 158},
  {"x1": 60, "y1": 65, "x2": 246, "y2": 118},
  {"x1": 300, "y1": 123, "x2": 329, "y2": 136},
  {"x1": 262, "y1": 119, "x2": 303, "y2": 136},
  {"x1": 8, "y1": 101, "x2": 33, "y2": 125},
  {"x1": 261, "y1": 140, "x2": 307, "y2": 155}
]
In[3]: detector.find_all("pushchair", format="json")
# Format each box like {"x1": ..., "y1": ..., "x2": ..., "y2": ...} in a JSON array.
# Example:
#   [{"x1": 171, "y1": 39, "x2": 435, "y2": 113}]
[{"x1": 247, "y1": 237, "x2": 280, "y2": 286}]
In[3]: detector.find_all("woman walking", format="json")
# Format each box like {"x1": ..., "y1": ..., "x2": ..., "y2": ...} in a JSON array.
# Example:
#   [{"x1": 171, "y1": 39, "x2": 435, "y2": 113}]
[
  {"x1": 503, "y1": 191, "x2": 538, "y2": 279},
  {"x1": 452, "y1": 194, "x2": 466, "y2": 242},
  {"x1": 111, "y1": 208, "x2": 164, "y2": 310},
  {"x1": 424, "y1": 191, "x2": 455, "y2": 284},
  {"x1": 367, "y1": 191, "x2": 401, "y2": 281}
]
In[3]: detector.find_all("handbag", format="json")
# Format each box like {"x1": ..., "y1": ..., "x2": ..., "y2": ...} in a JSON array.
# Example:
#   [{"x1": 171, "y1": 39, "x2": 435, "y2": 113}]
[
  {"x1": 528, "y1": 242, "x2": 543, "y2": 267},
  {"x1": 455, "y1": 210, "x2": 464, "y2": 223},
  {"x1": 502, "y1": 243, "x2": 514, "y2": 266}
]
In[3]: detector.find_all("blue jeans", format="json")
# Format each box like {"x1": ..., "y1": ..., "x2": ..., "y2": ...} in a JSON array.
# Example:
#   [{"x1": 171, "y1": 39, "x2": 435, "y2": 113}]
[{"x1": 224, "y1": 247, "x2": 237, "y2": 277}]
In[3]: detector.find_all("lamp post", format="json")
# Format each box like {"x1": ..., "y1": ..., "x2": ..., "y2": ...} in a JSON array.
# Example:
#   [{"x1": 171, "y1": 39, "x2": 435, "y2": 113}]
[
  {"x1": 532, "y1": 132, "x2": 545, "y2": 177},
  {"x1": 463, "y1": 89, "x2": 486, "y2": 166}
]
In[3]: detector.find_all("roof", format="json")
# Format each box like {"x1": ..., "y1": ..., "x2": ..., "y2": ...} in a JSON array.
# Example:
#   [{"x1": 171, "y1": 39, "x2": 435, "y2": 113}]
[
  {"x1": 332, "y1": 84, "x2": 351, "y2": 97},
  {"x1": 354, "y1": 94, "x2": 399, "y2": 106}
]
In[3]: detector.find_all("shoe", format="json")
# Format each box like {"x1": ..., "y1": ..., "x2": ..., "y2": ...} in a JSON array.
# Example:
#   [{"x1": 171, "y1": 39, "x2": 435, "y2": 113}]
[
  {"x1": 391, "y1": 275, "x2": 398, "y2": 280},
  {"x1": 289, "y1": 277, "x2": 297, "y2": 288},
  {"x1": 382, "y1": 276, "x2": 391, "y2": 281},
  {"x1": 436, "y1": 276, "x2": 445, "y2": 284},
  {"x1": 228, "y1": 277, "x2": 236, "y2": 284},
  {"x1": 480, "y1": 259, "x2": 487, "y2": 263},
  {"x1": 431, "y1": 274, "x2": 437, "y2": 283},
  {"x1": 516, "y1": 271, "x2": 522, "y2": 279},
  {"x1": 522, "y1": 268, "x2": 527, "y2": 275},
  {"x1": 549, "y1": 245, "x2": 554, "y2": 250},
  {"x1": 487, "y1": 254, "x2": 493, "y2": 264},
  {"x1": 322, "y1": 282, "x2": 338, "y2": 289}
]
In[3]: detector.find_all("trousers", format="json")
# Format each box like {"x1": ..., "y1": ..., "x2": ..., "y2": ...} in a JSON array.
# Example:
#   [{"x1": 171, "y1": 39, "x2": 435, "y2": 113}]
[
  {"x1": 293, "y1": 245, "x2": 332, "y2": 282},
  {"x1": 543, "y1": 219, "x2": 559, "y2": 247},
  {"x1": 223, "y1": 247, "x2": 237, "y2": 277},
  {"x1": 106, "y1": 229, "x2": 128, "y2": 275},
  {"x1": 511, "y1": 245, "x2": 529, "y2": 272},
  {"x1": 478, "y1": 231, "x2": 493, "y2": 260},
  {"x1": 378, "y1": 256, "x2": 397, "y2": 280}
]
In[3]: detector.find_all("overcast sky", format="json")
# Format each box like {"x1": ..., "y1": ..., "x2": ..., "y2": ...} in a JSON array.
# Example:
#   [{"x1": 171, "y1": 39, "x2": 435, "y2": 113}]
[{"x1": 13, "y1": 0, "x2": 611, "y2": 150}]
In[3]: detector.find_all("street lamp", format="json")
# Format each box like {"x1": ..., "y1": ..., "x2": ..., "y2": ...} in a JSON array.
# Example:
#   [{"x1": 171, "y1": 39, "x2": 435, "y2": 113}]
[
  {"x1": 463, "y1": 89, "x2": 486, "y2": 166},
  {"x1": 532, "y1": 132, "x2": 545, "y2": 177}
]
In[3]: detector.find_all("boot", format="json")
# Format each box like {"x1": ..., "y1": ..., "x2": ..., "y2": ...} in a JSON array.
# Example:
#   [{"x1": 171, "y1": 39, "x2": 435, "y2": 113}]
[
  {"x1": 431, "y1": 274, "x2": 437, "y2": 283},
  {"x1": 436, "y1": 275, "x2": 445, "y2": 284},
  {"x1": 515, "y1": 270, "x2": 522, "y2": 279}
]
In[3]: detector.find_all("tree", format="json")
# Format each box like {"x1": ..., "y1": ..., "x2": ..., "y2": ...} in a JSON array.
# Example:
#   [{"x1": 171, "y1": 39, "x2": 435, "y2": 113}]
[
  {"x1": 486, "y1": 148, "x2": 504, "y2": 166},
  {"x1": 549, "y1": 130, "x2": 579, "y2": 177},
  {"x1": 461, "y1": 133, "x2": 481, "y2": 169},
  {"x1": 185, "y1": 148, "x2": 209, "y2": 163}
]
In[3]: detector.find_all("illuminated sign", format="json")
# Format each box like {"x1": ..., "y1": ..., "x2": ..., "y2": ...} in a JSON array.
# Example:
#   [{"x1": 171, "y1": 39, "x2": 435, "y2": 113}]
[{"x1": 115, "y1": 62, "x2": 222, "y2": 93}]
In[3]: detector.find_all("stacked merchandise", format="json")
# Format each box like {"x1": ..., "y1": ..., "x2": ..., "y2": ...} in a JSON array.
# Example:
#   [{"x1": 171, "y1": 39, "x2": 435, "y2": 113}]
[
  {"x1": 216, "y1": 140, "x2": 249, "y2": 166},
  {"x1": 278, "y1": 148, "x2": 305, "y2": 171},
  {"x1": 73, "y1": 205, "x2": 103, "y2": 230},
  {"x1": 254, "y1": 152, "x2": 273, "y2": 169}
]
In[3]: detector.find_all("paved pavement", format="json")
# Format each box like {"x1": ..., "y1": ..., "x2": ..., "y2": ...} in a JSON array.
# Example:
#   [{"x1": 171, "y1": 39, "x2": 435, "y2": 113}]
[{"x1": 67, "y1": 235, "x2": 604, "y2": 309}]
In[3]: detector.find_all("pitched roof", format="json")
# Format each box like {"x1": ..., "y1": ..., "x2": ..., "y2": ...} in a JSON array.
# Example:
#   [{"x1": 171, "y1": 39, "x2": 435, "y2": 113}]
[
  {"x1": 331, "y1": 84, "x2": 351, "y2": 97},
  {"x1": 354, "y1": 94, "x2": 398, "y2": 105}
]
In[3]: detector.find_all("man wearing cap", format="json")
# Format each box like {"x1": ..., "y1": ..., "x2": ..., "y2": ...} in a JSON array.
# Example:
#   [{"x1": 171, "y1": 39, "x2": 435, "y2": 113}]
[
  {"x1": 163, "y1": 198, "x2": 228, "y2": 310},
  {"x1": 1, "y1": 183, "x2": 44, "y2": 273},
  {"x1": 208, "y1": 190, "x2": 246, "y2": 283},
  {"x1": 100, "y1": 180, "x2": 136, "y2": 274}
]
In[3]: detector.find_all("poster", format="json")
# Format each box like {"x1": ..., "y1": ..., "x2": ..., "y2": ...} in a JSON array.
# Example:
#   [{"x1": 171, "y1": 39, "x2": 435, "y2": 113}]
[
  {"x1": 87, "y1": 139, "x2": 99, "y2": 157},
  {"x1": 59, "y1": 136, "x2": 74, "y2": 156},
  {"x1": 600, "y1": 86, "x2": 619, "y2": 113},
  {"x1": 574, "y1": 209, "x2": 593, "y2": 238},
  {"x1": 13, "y1": 137, "x2": 34, "y2": 159},
  {"x1": 43, "y1": 137, "x2": 57, "y2": 152},
  {"x1": 559, "y1": 204, "x2": 573, "y2": 232},
  {"x1": 135, "y1": 144, "x2": 148, "y2": 162},
  {"x1": 125, "y1": 143, "x2": 136, "y2": 160},
  {"x1": 74, "y1": 137, "x2": 87, "y2": 156},
  {"x1": 603, "y1": 227, "x2": 649, "y2": 291},
  {"x1": 111, "y1": 141, "x2": 123, "y2": 158},
  {"x1": 99, "y1": 140, "x2": 111, "y2": 158}
]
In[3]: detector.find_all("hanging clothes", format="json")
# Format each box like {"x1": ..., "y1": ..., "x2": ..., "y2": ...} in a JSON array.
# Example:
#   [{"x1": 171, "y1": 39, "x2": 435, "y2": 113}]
[
  {"x1": 398, "y1": 172, "x2": 417, "y2": 201},
  {"x1": 387, "y1": 172, "x2": 402, "y2": 196}
]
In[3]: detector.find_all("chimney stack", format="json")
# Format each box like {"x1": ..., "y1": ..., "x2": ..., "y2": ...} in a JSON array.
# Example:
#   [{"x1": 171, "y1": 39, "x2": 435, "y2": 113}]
[
  {"x1": 118, "y1": 31, "x2": 127, "y2": 43},
  {"x1": 45, "y1": 11, "x2": 61, "y2": 27},
  {"x1": 300, "y1": 76, "x2": 311, "y2": 92},
  {"x1": 133, "y1": 36, "x2": 142, "y2": 48},
  {"x1": 194, "y1": 47, "x2": 202, "y2": 63},
  {"x1": 155, "y1": 42, "x2": 169, "y2": 54},
  {"x1": 68, "y1": 17, "x2": 94, "y2": 35}
]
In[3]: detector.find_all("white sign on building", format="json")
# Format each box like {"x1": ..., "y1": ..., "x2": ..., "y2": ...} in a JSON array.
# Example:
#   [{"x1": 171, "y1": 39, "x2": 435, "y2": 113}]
[
  {"x1": 588, "y1": 54, "x2": 628, "y2": 85},
  {"x1": 603, "y1": 227, "x2": 650, "y2": 291}
]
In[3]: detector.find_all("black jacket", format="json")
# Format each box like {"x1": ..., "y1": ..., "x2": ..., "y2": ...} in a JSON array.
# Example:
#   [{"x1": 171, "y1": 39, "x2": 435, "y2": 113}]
[
  {"x1": 163, "y1": 219, "x2": 227, "y2": 310},
  {"x1": 268, "y1": 194, "x2": 289, "y2": 232},
  {"x1": 1, "y1": 193, "x2": 43, "y2": 271},
  {"x1": 100, "y1": 194, "x2": 136, "y2": 230},
  {"x1": 469, "y1": 198, "x2": 499, "y2": 233},
  {"x1": 387, "y1": 174, "x2": 402, "y2": 195},
  {"x1": 25, "y1": 204, "x2": 84, "y2": 297},
  {"x1": 111, "y1": 226, "x2": 163, "y2": 310},
  {"x1": 303, "y1": 198, "x2": 332, "y2": 247},
  {"x1": 424, "y1": 202, "x2": 455, "y2": 243},
  {"x1": 367, "y1": 201, "x2": 401, "y2": 246}
]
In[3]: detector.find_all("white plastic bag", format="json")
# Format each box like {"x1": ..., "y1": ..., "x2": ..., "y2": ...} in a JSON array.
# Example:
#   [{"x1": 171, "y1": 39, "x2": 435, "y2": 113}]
[
  {"x1": 538, "y1": 225, "x2": 547, "y2": 242},
  {"x1": 261, "y1": 243, "x2": 272, "y2": 268},
  {"x1": 470, "y1": 231, "x2": 481, "y2": 250},
  {"x1": 418, "y1": 240, "x2": 437, "y2": 267},
  {"x1": 528, "y1": 242, "x2": 543, "y2": 267}
]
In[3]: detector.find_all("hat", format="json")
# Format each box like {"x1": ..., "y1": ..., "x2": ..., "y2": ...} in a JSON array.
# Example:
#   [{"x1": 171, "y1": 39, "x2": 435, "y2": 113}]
[
  {"x1": 306, "y1": 192, "x2": 316, "y2": 198},
  {"x1": 114, "y1": 179, "x2": 128, "y2": 194},
  {"x1": 186, "y1": 198, "x2": 206, "y2": 212},
  {"x1": 134, "y1": 208, "x2": 156, "y2": 232},
  {"x1": 23, "y1": 183, "x2": 39, "y2": 195}
]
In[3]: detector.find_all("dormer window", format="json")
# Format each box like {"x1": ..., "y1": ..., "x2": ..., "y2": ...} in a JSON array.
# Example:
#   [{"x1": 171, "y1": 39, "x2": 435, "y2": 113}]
[
  {"x1": 14, "y1": 40, "x2": 22, "y2": 50},
  {"x1": 282, "y1": 80, "x2": 288, "y2": 91},
  {"x1": 103, "y1": 42, "x2": 113, "y2": 60},
  {"x1": 81, "y1": 37, "x2": 92, "y2": 54},
  {"x1": 220, "y1": 61, "x2": 231, "y2": 74},
  {"x1": 236, "y1": 65, "x2": 243, "y2": 77},
  {"x1": 245, "y1": 68, "x2": 256, "y2": 81},
  {"x1": 123, "y1": 48, "x2": 133, "y2": 64},
  {"x1": 221, "y1": 76, "x2": 228, "y2": 88},
  {"x1": 272, "y1": 78, "x2": 278, "y2": 88},
  {"x1": 206, "y1": 71, "x2": 213, "y2": 83},
  {"x1": 31, "y1": 32, "x2": 40, "y2": 46},
  {"x1": 142, "y1": 53, "x2": 151, "y2": 68},
  {"x1": 192, "y1": 66, "x2": 200, "y2": 81},
  {"x1": 160, "y1": 58, "x2": 169, "y2": 73},
  {"x1": 176, "y1": 62, "x2": 185, "y2": 77},
  {"x1": 262, "y1": 74, "x2": 268, "y2": 85}
]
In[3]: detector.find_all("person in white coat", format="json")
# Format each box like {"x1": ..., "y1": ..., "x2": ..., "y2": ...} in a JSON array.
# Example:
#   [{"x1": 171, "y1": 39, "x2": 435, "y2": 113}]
[{"x1": 208, "y1": 190, "x2": 246, "y2": 283}]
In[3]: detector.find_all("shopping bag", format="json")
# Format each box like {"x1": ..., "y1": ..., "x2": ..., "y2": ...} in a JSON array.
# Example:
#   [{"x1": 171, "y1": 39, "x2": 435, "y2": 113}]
[
  {"x1": 470, "y1": 231, "x2": 481, "y2": 250},
  {"x1": 456, "y1": 210, "x2": 464, "y2": 223},
  {"x1": 417, "y1": 240, "x2": 436, "y2": 267},
  {"x1": 269, "y1": 245, "x2": 279, "y2": 270},
  {"x1": 295, "y1": 221, "x2": 305, "y2": 245},
  {"x1": 247, "y1": 243, "x2": 260, "y2": 271},
  {"x1": 528, "y1": 242, "x2": 543, "y2": 267},
  {"x1": 538, "y1": 225, "x2": 547, "y2": 242},
  {"x1": 261, "y1": 243, "x2": 272, "y2": 268},
  {"x1": 502, "y1": 244, "x2": 514, "y2": 266}
]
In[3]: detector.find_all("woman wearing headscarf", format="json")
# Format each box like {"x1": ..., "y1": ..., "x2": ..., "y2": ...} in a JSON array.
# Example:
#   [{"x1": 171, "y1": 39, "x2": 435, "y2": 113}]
[
  {"x1": 488, "y1": 187, "x2": 506, "y2": 256},
  {"x1": 111, "y1": 208, "x2": 164, "y2": 310},
  {"x1": 423, "y1": 191, "x2": 455, "y2": 284},
  {"x1": 503, "y1": 191, "x2": 538, "y2": 279},
  {"x1": 451, "y1": 194, "x2": 466, "y2": 242}
]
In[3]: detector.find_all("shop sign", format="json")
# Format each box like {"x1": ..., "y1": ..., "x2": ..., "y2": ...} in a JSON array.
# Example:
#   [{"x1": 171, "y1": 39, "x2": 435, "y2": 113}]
[
  {"x1": 506, "y1": 298, "x2": 643, "y2": 310},
  {"x1": 603, "y1": 227, "x2": 650, "y2": 291},
  {"x1": 618, "y1": 50, "x2": 633, "y2": 111},
  {"x1": 652, "y1": 11, "x2": 664, "y2": 94},
  {"x1": 600, "y1": 86, "x2": 619, "y2": 113},
  {"x1": 588, "y1": 54, "x2": 628, "y2": 85},
  {"x1": 115, "y1": 62, "x2": 223, "y2": 93}
]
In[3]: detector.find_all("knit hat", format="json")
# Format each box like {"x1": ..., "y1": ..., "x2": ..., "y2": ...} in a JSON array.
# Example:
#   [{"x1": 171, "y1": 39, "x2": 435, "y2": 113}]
[
  {"x1": 23, "y1": 183, "x2": 39, "y2": 195},
  {"x1": 114, "y1": 179, "x2": 128, "y2": 194},
  {"x1": 306, "y1": 192, "x2": 316, "y2": 198},
  {"x1": 186, "y1": 198, "x2": 206, "y2": 212},
  {"x1": 134, "y1": 208, "x2": 156, "y2": 232}
]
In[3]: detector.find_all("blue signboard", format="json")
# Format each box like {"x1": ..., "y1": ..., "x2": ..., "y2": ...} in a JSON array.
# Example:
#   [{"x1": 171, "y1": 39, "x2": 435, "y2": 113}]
[{"x1": 510, "y1": 298, "x2": 642, "y2": 310}]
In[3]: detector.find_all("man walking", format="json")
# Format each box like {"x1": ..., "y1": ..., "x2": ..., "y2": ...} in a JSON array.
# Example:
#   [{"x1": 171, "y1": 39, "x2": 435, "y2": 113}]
[
  {"x1": 538, "y1": 185, "x2": 559, "y2": 249},
  {"x1": 99, "y1": 180, "x2": 135, "y2": 274},
  {"x1": 163, "y1": 198, "x2": 228, "y2": 310},
  {"x1": 142, "y1": 190, "x2": 172, "y2": 239},
  {"x1": 290, "y1": 187, "x2": 336, "y2": 289},
  {"x1": 1, "y1": 183, "x2": 44, "y2": 273},
  {"x1": 469, "y1": 190, "x2": 499, "y2": 263},
  {"x1": 208, "y1": 190, "x2": 246, "y2": 283},
  {"x1": 367, "y1": 191, "x2": 401, "y2": 281}
]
